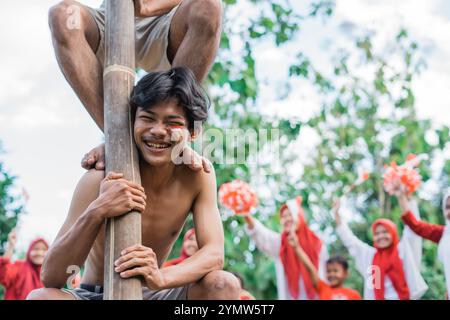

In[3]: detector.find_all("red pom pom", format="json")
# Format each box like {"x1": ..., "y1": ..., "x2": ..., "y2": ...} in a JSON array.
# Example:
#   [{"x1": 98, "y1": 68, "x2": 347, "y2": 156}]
[
  {"x1": 218, "y1": 180, "x2": 258, "y2": 215},
  {"x1": 383, "y1": 155, "x2": 422, "y2": 196}
]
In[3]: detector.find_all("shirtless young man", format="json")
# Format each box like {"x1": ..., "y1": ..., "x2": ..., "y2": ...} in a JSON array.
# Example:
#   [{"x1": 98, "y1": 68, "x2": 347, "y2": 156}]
[
  {"x1": 48, "y1": 0, "x2": 222, "y2": 130},
  {"x1": 27, "y1": 67, "x2": 240, "y2": 300}
]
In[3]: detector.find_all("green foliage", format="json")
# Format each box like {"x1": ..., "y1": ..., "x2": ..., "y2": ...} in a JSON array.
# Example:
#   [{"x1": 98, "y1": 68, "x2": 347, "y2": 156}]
[
  {"x1": 289, "y1": 28, "x2": 449, "y2": 299},
  {"x1": 0, "y1": 141, "x2": 26, "y2": 300},
  {"x1": 171, "y1": 1, "x2": 448, "y2": 300},
  {"x1": 0, "y1": 143, "x2": 24, "y2": 254},
  {"x1": 195, "y1": 0, "x2": 449, "y2": 300}
]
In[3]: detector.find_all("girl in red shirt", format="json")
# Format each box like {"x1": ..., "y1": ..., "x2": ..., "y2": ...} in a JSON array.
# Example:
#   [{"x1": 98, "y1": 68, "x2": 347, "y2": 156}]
[
  {"x1": 0, "y1": 229, "x2": 49, "y2": 300},
  {"x1": 401, "y1": 191, "x2": 450, "y2": 298}
]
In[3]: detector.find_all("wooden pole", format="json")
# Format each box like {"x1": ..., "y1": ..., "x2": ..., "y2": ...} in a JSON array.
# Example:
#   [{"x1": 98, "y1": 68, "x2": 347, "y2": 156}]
[{"x1": 103, "y1": 0, "x2": 142, "y2": 300}]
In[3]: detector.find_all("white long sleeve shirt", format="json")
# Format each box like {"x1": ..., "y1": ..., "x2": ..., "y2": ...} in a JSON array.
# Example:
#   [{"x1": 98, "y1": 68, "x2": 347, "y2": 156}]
[
  {"x1": 336, "y1": 200, "x2": 428, "y2": 300},
  {"x1": 246, "y1": 219, "x2": 329, "y2": 300}
]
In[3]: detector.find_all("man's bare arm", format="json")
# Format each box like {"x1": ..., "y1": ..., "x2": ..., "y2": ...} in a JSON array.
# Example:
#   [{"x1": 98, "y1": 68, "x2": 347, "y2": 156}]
[
  {"x1": 134, "y1": 0, "x2": 182, "y2": 17},
  {"x1": 41, "y1": 171, "x2": 146, "y2": 288},
  {"x1": 161, "y1": 168, "x2": 224, "y2": 288}
]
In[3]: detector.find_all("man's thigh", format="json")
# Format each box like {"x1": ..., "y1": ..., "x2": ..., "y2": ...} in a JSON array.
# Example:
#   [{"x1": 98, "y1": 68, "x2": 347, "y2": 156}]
[{"x1": 51, "y1": 0, "x2": 100, "y2": 51}]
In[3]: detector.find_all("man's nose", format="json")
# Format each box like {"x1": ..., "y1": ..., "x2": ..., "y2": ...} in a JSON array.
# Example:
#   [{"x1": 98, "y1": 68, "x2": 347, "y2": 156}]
[{"x1": 150, "y1": 122, "x2": 168, "y2": 136}]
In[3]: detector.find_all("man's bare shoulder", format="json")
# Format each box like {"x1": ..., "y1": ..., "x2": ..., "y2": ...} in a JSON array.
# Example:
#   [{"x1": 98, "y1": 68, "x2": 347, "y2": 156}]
[
  {"x1": 178, "y1": 163, "x2": 217, "y2": 193},
  {"x1": 73, "y1": 169, "x2": 104, "y2": 199}
]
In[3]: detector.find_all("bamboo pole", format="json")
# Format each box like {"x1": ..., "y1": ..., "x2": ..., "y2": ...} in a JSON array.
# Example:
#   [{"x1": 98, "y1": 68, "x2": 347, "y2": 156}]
[{"x1": 103, "y1": 0, "x2": 142, "y2": 300}]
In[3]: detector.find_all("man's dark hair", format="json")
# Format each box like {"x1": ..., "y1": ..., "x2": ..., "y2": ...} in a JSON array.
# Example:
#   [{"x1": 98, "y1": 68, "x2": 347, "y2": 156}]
[
  {"x1": 326, "y1": 255, "x2": 349, "y2": 271},
  {"x1": 130, "y1": 67, "x2": 210, "y2": 131}
]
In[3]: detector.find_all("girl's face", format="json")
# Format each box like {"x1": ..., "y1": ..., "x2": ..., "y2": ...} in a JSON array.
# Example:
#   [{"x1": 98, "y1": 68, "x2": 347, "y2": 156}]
[
  {"x1": 29, "y1": 241, "x2": 48, "y2": 266},
  {"x1": 183, "y1": 234, "x2": 198, "y2": 257},
  {"x1": 280, "y1": 208, "x2": 295, "y2": 233},
  {"x1": 445, "y1": 198, "x2": 450, "y2": 221},
  {"x1": 373, "y1": 225, "x2": 393, "y2": 249}
]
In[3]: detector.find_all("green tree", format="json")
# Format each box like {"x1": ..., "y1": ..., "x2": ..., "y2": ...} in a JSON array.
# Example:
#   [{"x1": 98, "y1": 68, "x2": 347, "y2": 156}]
[
  {"x1": 0, "y1": 141, "x2": 26, "y2": 299},
  {"x1": 166, "y1": 0, "x2": 336, "y2": 299},
  {"x1": 290, "y1": 30, "x2": 449, "y2": 299},
  {"x1": 167, "y1": 0, "x2": 449, "y2": 300}
]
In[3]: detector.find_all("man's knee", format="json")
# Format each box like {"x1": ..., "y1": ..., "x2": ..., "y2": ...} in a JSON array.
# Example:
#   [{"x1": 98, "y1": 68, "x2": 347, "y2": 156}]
[
  {"x1": 48, "y1": 0, "x2": 85, "y2": 44},
  {"x1": 200, "y1": 270, "x2": 240, "y2": 298},
  {"x1": 26, "y1": 288, "x2": 59, "y2": 300},
  {"x1": 185, "y1": 0, "x2": 222, "y2": 36}
]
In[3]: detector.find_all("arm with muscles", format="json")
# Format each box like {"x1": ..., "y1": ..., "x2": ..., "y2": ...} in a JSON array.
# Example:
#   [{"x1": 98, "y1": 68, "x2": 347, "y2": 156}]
[
  {"x1": 333, "y1": 199, "x2": 374, "y2": 274},
  {"x1": 41, "y1": 171, "x2": 146, "y2": 288},
  {"x1": 116, "y1": 168, "x2": 224, "y2": 289},
  {"x1": 243, "y1": 215, "x2": 281, "y2": 258},
  {"x1": 134, "y1": 0, "x2": 182, "y2": 17},
  {"x1": 287, "y1": 231, "x2": 320, "y2": 288}
]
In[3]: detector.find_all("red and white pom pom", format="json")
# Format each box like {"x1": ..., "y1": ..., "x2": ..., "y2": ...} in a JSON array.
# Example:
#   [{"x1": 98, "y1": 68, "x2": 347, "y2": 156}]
[
  {"x1": 383, "y1": 154, "x2": 424, "y2": 196},
  {"x1": 218, "y1": 180, "x2": 258, "y2": 215}
]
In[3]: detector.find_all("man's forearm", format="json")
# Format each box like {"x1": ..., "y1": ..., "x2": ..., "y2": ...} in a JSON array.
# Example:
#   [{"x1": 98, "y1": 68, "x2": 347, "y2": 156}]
[
  {"x1": 161, "y1": 245, "x2": 223, "y2": 288},
  {"x1": 41, "y1": 207, "x2": 104, "y2": 288}
]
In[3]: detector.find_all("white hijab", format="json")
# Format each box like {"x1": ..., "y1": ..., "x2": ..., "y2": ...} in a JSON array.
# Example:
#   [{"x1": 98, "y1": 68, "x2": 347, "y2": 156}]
[{"x1": 437, "y1": 191, "x2": 450, "y2": 296}]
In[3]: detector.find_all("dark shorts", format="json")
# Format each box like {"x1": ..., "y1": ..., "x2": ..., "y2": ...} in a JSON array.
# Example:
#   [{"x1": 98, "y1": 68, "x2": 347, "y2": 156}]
[{"x1": 63, "y1": 284, "x2": 189, "y2": 300}]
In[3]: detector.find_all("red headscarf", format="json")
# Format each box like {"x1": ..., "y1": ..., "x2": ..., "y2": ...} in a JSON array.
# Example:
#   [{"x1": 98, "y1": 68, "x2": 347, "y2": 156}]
[
  {"x1": 371, "y1": 219, "x2": 410, "y2": 300},
  {"x1": 279, "y1": 197, "x2": 323, "y2": 300},
  {"x1": 163, "y1": 229, "x2": 196, "y2": 267},
  {"x1": 1, "y1": 237, "x2": 49, "y2": 300}
]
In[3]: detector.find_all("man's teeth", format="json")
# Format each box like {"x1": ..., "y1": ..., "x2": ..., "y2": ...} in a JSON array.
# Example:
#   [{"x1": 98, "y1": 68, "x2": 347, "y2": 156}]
[{"x1": 146, "y1": 142, "x2": 170, "y2": 149}]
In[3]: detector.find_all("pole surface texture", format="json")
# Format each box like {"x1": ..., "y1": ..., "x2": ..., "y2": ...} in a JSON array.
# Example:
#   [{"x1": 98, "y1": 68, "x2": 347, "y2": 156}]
[{"x1": 103, "y1": 0, "x2": 142, "y2": 300}]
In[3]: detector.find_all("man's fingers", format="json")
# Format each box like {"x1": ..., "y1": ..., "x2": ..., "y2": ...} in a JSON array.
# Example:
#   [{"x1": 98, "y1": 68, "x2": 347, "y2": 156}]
[
  {"x1": 119, "y1": 267, "x2": 148, "y2": 279},
  {"x1": 132, "y1": 201, "x2": 146, "y2": 213},
  {"x1": 202, "y1": 158, "x2": 211, "y2": 173},
  {"x1": 115, "y1": 256, "x2": 148, "y2": 272},
  {"x1": 117, "y1": 178, "x2": 145, "y2": 193},
  {"x1": 105, "y1": 172, "x2": 123, "y2": 180},
  {"x1": 116, "y1": 258, "x2": 146, "y2": 273},
  {"x1": 132, "y1": 195, "x2": 147, "y2": 206},
  {"x1": 115, "y1": 250, "x2": 149, "y2": 266},
  {"x1": 95, "y1": 161, "x2": 105, "y2": 170},
  {"x1": 121, "y1": 244, "x2": 148, "y2": 256}
]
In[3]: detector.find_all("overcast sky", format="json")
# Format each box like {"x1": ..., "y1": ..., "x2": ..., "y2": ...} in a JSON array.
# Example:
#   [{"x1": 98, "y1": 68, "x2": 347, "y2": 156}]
[{"x1": 0, "y1": 0, "x2": 449, "y2": 254}]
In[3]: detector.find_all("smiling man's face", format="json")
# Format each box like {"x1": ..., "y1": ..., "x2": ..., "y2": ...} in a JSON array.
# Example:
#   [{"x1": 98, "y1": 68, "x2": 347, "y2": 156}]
[{"x1": 134, "y1": 98, "x2": 190, "y2": 167}]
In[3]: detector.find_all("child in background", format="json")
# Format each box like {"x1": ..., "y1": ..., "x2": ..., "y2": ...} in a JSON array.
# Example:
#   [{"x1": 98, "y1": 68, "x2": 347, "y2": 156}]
[
  {"x1": 334, "y1": 195, "x2": 428, "y2": 300},
  {"x1": 287, "y1": 230, "x2": 361, "y2": 300},
  {"x1": 244, "y1": 197, "x2": 329, "y2": 300},
  {"x1": 400, "y1": 191, "x2": 450, "y2": 299},
  {"x1": 0, "y1": 229, "x2": 49, "y2": 300},
  {"x1": 163, "y1": 228, "x2": 198, "y2": 267}
]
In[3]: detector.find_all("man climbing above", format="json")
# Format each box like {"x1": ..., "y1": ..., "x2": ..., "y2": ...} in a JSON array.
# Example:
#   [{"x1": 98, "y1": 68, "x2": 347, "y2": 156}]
[
  {"x1": 48, "y1": 0, "x2": 222, "y2": 130},
  {"x1": 27, "y1": 67, "x2": 240, "y2": 300}
]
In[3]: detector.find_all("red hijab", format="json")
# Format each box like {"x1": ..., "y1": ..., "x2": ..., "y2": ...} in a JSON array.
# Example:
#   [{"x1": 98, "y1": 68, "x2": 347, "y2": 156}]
[
  {"x1": 371, "y1": 219, "x2": 410, "y2": 300},
  {"x1": 163, "y1": 229, "x2": 196, "y2": 267},
  {"x1": 6, "y1": 237, "x2": 48, "y2": 300},
  {"x1": 279, "y1": 197, "x2": 323, "y2": 299}
]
